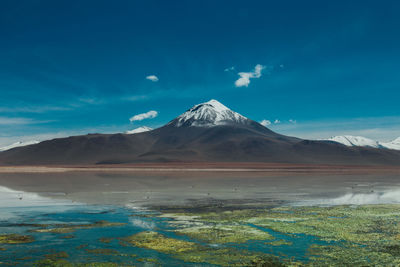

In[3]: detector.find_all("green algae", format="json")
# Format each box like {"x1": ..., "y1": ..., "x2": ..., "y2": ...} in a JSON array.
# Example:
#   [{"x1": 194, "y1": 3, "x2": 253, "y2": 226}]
[
  {"x1": 34, "y1": 251, "x2": 133, "y2": 267},
  {"x1": 0, "y1": 234, "x2": 34, "y2": 244},
  {"x1": 266, "y1": 239, "x2": 293, "y2": 246},
  {"x1": 32, "y1": 220, "x2": 126, "y2": 234},
  {"x1": 75, "y1": 244, "x2": 88, "y2": 250},
  {"x1": 85, "y1": 248, "x2": 119, "y2": 255},
  {"x1": 34, "y1": 259, "x2": 124, "y2": 267},
  {"x1": 176, "y1": 224, "x2": 272, "y2": 244},
  {"x1": 60, "y1": 235, "x2": 75, "y2": 239},
  {"x1": 44, "y1": 252, "x2": 69, "y2": 261},
  {"x1": 98, "y1": 237, "x2": 113, "y2": 243},
  {"x1": 121, "y1": 231, "x2": 288, "y2": 266},
  {"x1": 157, "y1": 204, "x2": 400, "y2": 265},
  {"x1": 122, "y1": 231, "x2": 198, "y2": 253},
  {"x1": 136, "y1": 257, "x2": 160, "y2": 264}
]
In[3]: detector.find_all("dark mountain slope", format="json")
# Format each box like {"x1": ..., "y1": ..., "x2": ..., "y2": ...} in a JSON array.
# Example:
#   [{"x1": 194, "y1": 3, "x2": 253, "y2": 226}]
[{"x1": 1, "y1": 99, "x2": 399, "y2": 166}]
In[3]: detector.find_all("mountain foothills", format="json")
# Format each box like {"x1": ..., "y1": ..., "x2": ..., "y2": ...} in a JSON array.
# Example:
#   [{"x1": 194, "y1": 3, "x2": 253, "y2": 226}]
[{"x1": 1, "y1": 100, "x2": 400, "y2": 166}]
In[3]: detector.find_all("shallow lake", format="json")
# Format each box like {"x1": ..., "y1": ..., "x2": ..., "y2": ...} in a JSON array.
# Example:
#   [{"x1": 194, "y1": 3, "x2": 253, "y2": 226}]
[{"x1": 1, "y1": 172, "x2": 400, "y2": 266}]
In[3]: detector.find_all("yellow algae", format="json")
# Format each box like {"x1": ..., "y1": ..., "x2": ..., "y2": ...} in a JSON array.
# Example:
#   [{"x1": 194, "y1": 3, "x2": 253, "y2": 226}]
[
  {"x1": 122, "y1": 231, "x2": 197, "y2": 253},
  {"x1": 121, "y1": 231, "x2": 287, "y2": 266},
  {"x1": 32, "y1": 220, "x2": 126, "y2": 234},
  {"x1": 177, "y1": 224, "x2": 272, "y2": 244},
  {"x1": 85, "y1": 248, "x2": 119, "y2": 255},
  {"x1": 267, "y1": 239, "x2": 293, "y2": 246},
  {"x1": 0, "y1": 234, "x2": 34, "y2": 244},
  {"x1": 99, "y1": 237, "x2": 113, "y2": 243},
  {"x1": 156, "y1": 204, "x2": 400, "y2": 265}
]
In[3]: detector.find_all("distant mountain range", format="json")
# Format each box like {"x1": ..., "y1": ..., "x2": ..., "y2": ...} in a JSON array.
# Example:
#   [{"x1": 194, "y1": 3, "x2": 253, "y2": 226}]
[
  {"x1": 1, "y1": 100, "x2": 400, "y2": 165},
  {"x1": 125, "y1": 126, "x2": 153, "y2": 134},
  {"x1": 325, "y1": 135, "x2": 400, "y2": 150}
]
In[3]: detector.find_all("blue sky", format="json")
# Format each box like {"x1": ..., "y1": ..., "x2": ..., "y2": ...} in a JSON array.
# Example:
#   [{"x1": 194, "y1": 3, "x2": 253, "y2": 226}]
[{"x1": 1, "y1": 0, "x2": 400, "y2": 146}]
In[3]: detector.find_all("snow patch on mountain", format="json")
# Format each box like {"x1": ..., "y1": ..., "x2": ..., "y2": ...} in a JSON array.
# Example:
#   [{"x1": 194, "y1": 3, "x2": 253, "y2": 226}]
[
  {"x1": 325, "y1": 135, "x2": 400, "y2": 150},
  {"x1": 381, "y1": 137, "x2": 400, "y2": 150},
  {"x1": 0, "y1": 141, "x2": 40, "y2": 152},
  {"x1": 326, "y1": 135, "x2": 381, "y2": 148},
  {"x1": 170, "y1": 99, "x2": 248, "y2": 127},
  {"x1": 126, "y1": 126, "x2": 153, "y2": 134}
]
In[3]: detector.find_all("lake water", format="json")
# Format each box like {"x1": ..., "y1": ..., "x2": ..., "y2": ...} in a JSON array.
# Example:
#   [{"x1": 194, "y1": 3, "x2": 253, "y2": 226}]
[{"x1": 1, "y1": 171, "x2": 400, "y2": 265}]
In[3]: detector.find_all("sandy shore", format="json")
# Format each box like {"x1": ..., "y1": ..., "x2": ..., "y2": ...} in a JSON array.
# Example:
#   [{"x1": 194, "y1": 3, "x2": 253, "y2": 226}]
[{"x1": 1, "y1": 163, "x2": 400, "y2": 174}]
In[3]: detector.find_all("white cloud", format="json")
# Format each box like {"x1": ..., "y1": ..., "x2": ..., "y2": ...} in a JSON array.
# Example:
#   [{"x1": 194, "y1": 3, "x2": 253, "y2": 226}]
[
  {"x1": 224, "y1": 66, "x2": 235, "y2": 72},
  {"x1": 129, "y1": 110, "x2": 158, "y2": 122},
  {"x1": 235, "y1": 64, "x2": 265, "y2": 87},
  {"x1": 289, "y1": 119, "x2": 297, "y2": 124},
  {"x1": 260, "y1": 119, "x2": 271, "y2": 127},
  {"x1": 146, "y1": 75, "x2": 159, "y2": 82},
  {"x1": 274, "y1": 119, "x2": 281, "y2": 124}
]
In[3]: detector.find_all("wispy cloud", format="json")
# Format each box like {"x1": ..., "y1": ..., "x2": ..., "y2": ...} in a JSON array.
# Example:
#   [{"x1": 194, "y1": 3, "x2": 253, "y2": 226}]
[
  {"x1": 260, "y1": 119, "x2": 271, "y2": 126},
  {"x1": 0, "y1": 117, "x2": 53, "y2": 125},
  {"x1": 129, "y1": 110, "x2": 158, "y2": 122},
  {"x1": 235, "y1": 64, "x2": 265, "y2": 87},
  {"x1": 224, "y1": 66, "x2": 235, "y2": 72},
  {"x1": 146, "y1": 75, "x2": 159, "y2": 82},
  {"x1": 0, "y1": 106, "x2": 71, "y2": 114},
  {"x1": 274, "y1": 119, "x2": 281, "y2": 124}
]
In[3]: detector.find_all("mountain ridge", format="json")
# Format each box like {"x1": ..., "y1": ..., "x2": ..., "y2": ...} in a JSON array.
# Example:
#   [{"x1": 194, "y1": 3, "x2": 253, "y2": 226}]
[
  {"x1": 1, "y1": 100, "x2": 400, "y2": 166},
  {"x1": 326, "y1": 135, "x2": 400, "y2": 151}
]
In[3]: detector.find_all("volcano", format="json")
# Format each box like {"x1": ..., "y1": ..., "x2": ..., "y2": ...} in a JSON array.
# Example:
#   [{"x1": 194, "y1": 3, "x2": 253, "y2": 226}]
[{"x1": 1, "y1": 99, "x2": 400, "y2": 165}]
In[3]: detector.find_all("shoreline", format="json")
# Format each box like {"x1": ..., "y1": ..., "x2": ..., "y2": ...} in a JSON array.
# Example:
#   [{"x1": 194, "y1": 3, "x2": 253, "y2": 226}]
[{"x1": 0, "y1": 163, "x2": 400, "y2": 174}]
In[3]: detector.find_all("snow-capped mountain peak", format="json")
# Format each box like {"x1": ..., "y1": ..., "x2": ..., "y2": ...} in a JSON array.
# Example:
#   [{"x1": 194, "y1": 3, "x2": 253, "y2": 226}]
[
  {"x1": 169, "y1": 99, "x2": 248, "y2": 127},
  {"x1": 0, "y1": 140, "x2": 40, "y2": 152},
  {"x1": 126, "y1": 126, "x2": 153, "y2": 134},
  {"x1": 325, "y1": 135, "x2": 381, "y2": 148}
]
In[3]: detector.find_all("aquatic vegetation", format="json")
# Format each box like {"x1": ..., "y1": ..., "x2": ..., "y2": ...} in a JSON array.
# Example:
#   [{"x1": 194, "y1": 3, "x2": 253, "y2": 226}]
[
  {"x1": 34, "y1": 258, "x2": 73, "y2": 267},
  {"x1": 161, "y1": 204, "x2": 400, "y2": 265},
  {"x1": 266, "y1": 239, "x2": 293, "y2": 246},
  {"x1": 136, "y1": 257, "x2": 160, "y2": 264},
  {"x1": 34, "y1": 259, "x2": 124, "y2": 267},
  {"x1": 43, "y1": 252, "x2": 69, "y2": 261},
  {"x1": 4, "y1": 203, "x2": 400, "y2": 265},
  {"x1": 85, "y1": 248, "x2": 119, "y2": 255},
  {"x1": 34, "y1": 252, "x2": 70, "y2": 267},
  {"x1": 176, "y1": 224, "x2": 272, "y2": 244},
  {"x1": 98, "y1": 237, "x2": 113, "y2": 243},
  {"x1": 32, "y1": 220, "x2": 126, "y2": 234},
  {"x1": 121, "y1": 231, "x2": 287, "y2": 266},
  {"x1": 34, "y1": 252, "x2": 132, "y2": 267},
  {"x1": 75, "y1": 244, "x2": 88, "y2": 250},
  {"x1": 0, "y1": 234, "x2": 34, "y2": 244},
  {"x1": 60, "y1": 235, "x2": 74, "y2": 239},
  {"x1": 122, "y1": 231, "x2": 198, "y2": 253},
  {"x1": 176, "y1": 247, "x2": 286, "y2": 266}
]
